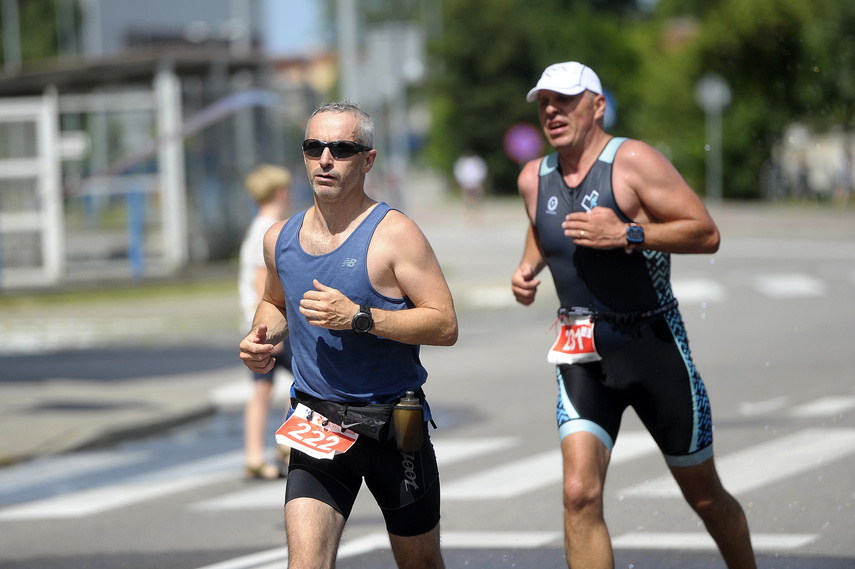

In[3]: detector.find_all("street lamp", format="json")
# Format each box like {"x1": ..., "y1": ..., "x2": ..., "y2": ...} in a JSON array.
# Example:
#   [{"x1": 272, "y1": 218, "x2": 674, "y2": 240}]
[{"x1": 695, "y1": 73, "x2": 731, "y2": 204}]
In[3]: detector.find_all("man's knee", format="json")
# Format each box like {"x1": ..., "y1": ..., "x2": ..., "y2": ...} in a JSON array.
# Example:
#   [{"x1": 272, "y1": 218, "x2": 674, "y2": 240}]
[
  {"x1": 389, "y1": 524, "x2": 445, "y2": 569},
  {"x1": 563, "y1": 474, "x2": 604, "y2": 515}
]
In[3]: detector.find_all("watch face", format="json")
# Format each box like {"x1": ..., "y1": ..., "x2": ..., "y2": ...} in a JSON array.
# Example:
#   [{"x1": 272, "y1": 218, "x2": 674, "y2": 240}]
[
  {"x1": 353, "y1": 313, "x2": 372, "y2": 333},
  {"x1": 627, "y1": 225, "x2": 644, "y2": 243}
]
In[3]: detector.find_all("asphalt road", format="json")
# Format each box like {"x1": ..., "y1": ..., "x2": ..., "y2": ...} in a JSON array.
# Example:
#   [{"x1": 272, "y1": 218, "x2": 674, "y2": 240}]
[{"x1": 1, "y1": 200, "x2": 854, "y2": 568}]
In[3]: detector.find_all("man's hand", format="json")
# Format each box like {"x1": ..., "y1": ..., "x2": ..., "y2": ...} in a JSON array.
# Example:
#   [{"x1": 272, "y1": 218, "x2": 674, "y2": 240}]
[
  {"x1": 299, "y1": 279, "x2": 356, "y2": 330},
  {"x1": 562, "y1": 207, "x2": 628, "y2": 249},
  {"x1": 511, "y1": 264, "x2": 541, "y2": 306},
  {"x1": 239, "y1": 324, "x2": 276, "y2": 373}
]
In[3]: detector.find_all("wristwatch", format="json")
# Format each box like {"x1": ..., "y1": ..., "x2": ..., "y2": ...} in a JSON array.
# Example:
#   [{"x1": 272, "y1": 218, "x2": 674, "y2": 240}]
[
  {"x1": 626, "y1": 223, "x2": 644, "y2": 246},
  {"x1": 351, "y1": 304, "x2": 374, "y2": 334}
]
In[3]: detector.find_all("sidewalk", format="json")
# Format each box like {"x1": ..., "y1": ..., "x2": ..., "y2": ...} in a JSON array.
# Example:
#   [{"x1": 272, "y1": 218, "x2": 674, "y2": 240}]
[{"x1": 2, "y1": 186, "x2": 853, "y2": 466}]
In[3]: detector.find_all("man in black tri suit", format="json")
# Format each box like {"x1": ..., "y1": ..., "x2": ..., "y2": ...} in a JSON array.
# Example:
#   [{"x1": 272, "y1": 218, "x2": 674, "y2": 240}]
[{"x1": 510, "y1": 61, "x2": 756, "y2": 569}]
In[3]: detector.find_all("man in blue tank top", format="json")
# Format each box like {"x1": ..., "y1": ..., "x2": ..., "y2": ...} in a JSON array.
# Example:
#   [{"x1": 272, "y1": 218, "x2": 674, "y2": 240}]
[
  {"x1": 510, "y1": 62, "x2": 756, "y2": 569},
  {"x1": 240, "y1": 101, "x2": 457, "y2": 569}
]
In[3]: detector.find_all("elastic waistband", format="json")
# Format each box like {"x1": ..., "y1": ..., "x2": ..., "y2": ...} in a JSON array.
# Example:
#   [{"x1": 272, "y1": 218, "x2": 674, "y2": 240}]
[{"x1": 558, "y1": 298, "x2": 679, "y2": 324}]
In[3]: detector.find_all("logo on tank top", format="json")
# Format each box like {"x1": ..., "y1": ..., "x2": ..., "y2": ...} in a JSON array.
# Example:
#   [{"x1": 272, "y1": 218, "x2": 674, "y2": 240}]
[
  {"x1": 546, "y1": 195, "x2": 558, "y2": 215},
  {"x1": 342, "y1": 258, "x2": 358, "y2": 268},
  {"x1": 581, "y1": 190, "x2": 599, "y2": 212}
]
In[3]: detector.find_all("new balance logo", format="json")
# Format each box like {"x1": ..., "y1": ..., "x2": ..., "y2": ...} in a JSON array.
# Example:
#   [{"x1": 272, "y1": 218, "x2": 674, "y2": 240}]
[{"x1": 342, "y1": 258, "x2": 358, "y2": 268}]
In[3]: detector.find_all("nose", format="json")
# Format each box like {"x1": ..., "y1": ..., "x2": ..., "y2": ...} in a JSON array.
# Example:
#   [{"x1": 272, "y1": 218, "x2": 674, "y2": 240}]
[{"x1": 319, "y1": 146, "x2": 334, "y2": 166}]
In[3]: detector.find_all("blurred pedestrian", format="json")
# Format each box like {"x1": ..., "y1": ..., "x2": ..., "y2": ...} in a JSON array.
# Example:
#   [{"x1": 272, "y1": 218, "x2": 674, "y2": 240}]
[
  {"x1": 239, "y1": 164, "x2": 293, "y2": 480},
  {"x1": 510, "y1": 61, "x2": 756, "y2": 569},
  {"x1": 239, "y1": 100, "x2": 458, "y2": 569},
  {"x1": 453, "y1": 151, "x2": 488, "y2": 224},
  {"x1": 833, "y1": 138, "x2": 853, "y2": 208}
]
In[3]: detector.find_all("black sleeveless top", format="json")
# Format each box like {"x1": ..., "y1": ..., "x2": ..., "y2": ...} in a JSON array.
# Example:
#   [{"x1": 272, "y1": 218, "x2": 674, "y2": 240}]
[{"x1": 535, "y1": 138, "x2": 678, "y2": 348}]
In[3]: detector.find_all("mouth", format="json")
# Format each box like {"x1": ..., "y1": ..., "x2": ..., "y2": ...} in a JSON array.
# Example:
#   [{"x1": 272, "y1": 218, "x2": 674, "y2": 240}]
[
  {"x1": 546, "y1": 119, "x2": 567, "y2": 135},
  {"x1": 312, "y1": 170, "x2": 338, "y2": 185}
]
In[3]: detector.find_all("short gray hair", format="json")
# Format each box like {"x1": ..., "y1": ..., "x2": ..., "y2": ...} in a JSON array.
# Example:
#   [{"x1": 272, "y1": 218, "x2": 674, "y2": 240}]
[{"x1": 306, "y1": 100, "x2": 375, "y2": 148}]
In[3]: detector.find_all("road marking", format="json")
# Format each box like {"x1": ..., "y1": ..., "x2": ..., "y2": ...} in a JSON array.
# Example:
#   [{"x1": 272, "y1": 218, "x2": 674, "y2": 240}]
[
  {"x1": 189, "y1": 483, "x2": 284, "y2": 512},
  {"x1": 439, "y1": 530, "x2": 561, "y2": 548},
  {"x1": 433, "y1": 437, "x2": 519, "y2": 466},
  {"x1": 671, "y1": 278, "x2": 726, "y2": 303},
  {"x1": 739, "y1": 396, "x2": 791, "y2": 416},
  {"x1": 187, "y1": 438, "x2": 519, "y2": 512},
  {"x1": 619, "y1": 428, "x2": 855, "y2": 498},
  {"x1": 789, "y1": 396, "x2": 855, "y2": 418},
  {"x1": 0, "y1": 450, "x2": 245, "y2": 520},
  {"x1": 193, "y1": 546, "x2": 289, "y2": 569},
  {"x1": 755, "y1": 273, "x2": 825, "y2": 298},
  {"x1": 196, "y1": 529, "x2": 817, "y2": 568},
  {"x1": 192, "y1": 531, "x2": 563, "y2": 569},
  {"x1": 611, "y1": 431, "x2": 660, "y2": 464},
  {"x1": 0, "y1": 450, "x2": 148, "y2": 498},
  {"x1": 189, "y1": 435, "x2": 651, "y2": 512},
  {"x1": 612, "y1": 532, "x2": 817, "y2": 551},
  {"x1": 444, "y1": 432, "x2": 657, "y2": 500},
  {"x1": 442, "y1": 449, "x2": 562, "y2": 500},
  {"x1": 0, "y1": 472, "x2": 232, "y2": 520}
]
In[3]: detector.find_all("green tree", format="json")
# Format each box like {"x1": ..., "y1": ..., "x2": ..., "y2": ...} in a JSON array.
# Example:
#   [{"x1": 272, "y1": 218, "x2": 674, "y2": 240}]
[
  {"x1": 428, "y1": 0, "x2": 855, "y2": 200},
  {"x1": 428, "y1": 0, "x2": 637, "y2": 196},
  {"x1": 0, "y1": 0, "x2": 58, "y2": 68},
  {"x1": 626, "y1": 0, "x2": 854, "y2": 198}
]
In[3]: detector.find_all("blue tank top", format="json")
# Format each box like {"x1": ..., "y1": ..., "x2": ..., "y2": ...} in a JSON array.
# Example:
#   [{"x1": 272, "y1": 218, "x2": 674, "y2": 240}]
[
  {"x1": 275, "y1": 202, "x2": 429, "y2": 406},
  {"x1": 534, "y1": 138, "x2": 678, "y2": 350}
]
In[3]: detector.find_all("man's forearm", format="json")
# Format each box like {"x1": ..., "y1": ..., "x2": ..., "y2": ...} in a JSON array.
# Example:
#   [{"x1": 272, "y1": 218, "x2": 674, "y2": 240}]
[{"x1": 252, "y1": 301, "x2": 289, "y2": 344}]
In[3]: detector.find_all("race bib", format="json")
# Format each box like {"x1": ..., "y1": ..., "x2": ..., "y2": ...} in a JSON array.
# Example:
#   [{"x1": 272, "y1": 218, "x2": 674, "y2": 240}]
[
  {"x1": 275, "y1": 403, "x2": 358, "y2": 460},
  {"x1": 547, "y1": 314, "x2": 602, "y2": 364}
]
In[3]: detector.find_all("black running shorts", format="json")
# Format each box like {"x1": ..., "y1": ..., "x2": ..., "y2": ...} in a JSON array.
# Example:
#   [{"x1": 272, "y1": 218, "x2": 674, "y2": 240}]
[{"x1": 285, "y1": 420, "x2": 440, "y2": 537}]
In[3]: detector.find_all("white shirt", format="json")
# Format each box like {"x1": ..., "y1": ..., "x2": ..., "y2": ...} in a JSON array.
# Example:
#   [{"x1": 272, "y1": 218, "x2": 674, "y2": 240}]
[{"x1": 238, "y1": 215, "x2": 278, "y2": 330}]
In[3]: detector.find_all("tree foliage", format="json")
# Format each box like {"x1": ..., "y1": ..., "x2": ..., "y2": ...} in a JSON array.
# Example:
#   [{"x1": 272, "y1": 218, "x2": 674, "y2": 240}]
[
  {"x1": 428, "y1": 0, "x2": 855, "y2": 199},
  {"x1": 428, "y1": 0, "x2": 638, "y2": 196},
  {"x1": 0, "y1": 0, "x2": 58, "y2": 67}
]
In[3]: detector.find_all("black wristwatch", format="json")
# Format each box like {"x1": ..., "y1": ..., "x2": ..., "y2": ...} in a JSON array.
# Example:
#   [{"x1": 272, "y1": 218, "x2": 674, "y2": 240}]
[
  {"x1": 626, "y1": 223, "x2": 644, "y2": 246},
  {"x1": 351, "y1": 304, "x2": 373, "y2": 334}
]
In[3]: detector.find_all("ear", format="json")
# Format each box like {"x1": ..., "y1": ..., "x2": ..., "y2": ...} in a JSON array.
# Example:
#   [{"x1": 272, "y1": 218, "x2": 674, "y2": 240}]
[
  {"x1": 362, "y1": 149, "x2": 377, "y2": 174},
  {"x1": 592, "y1": 93, "x2": 607, "y2": 122}
]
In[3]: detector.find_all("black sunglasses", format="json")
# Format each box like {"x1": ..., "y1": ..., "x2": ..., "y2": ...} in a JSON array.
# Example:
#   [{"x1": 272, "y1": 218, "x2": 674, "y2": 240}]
[{"x1": 302, "y1": 139, "x2": 372, "y2": 159}]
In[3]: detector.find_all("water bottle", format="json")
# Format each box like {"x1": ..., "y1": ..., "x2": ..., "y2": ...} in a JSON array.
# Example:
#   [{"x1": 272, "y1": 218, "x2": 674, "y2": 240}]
[{"x1": 392, "y1": 391, "x2": 424, "y2": 452}]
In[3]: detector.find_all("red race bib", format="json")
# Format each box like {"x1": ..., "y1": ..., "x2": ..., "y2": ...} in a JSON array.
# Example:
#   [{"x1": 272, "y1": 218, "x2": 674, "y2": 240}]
[
  {"x1": 547, "y1": 315, "x2": 602, "y2": 364},
  {"x1": 276, "y1": 403, "x2": 358, "y2": 460}
]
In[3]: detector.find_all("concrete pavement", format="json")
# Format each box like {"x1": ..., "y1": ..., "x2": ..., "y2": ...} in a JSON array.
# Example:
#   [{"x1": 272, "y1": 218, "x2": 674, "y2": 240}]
[{"x1": 1, "y1": 179, "x2": 853, "y2": 465}]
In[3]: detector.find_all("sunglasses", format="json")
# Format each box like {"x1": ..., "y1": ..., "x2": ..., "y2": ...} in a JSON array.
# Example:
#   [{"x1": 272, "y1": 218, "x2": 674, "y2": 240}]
[{"x1": 302, "y1": 139, "x2": 372, "y2": 159}]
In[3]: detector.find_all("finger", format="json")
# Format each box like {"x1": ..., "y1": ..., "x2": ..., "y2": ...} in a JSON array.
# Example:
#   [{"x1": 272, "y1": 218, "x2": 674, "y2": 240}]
[
  {"x1": 256, "y1": 357, "x2": 275, "y2": 374},
  {"x1": 254, "y1": 324, "x2": 268, "y2": 343}
]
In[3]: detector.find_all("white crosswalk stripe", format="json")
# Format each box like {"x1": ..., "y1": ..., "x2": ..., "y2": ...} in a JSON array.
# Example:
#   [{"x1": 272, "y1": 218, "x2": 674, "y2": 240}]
[
  {"x1": 1, "y1": 408, "x2": 851, "y2": 563},
  {"x1": 754, "y1": 272, "x2": 826, "y2": 298},
  {"x1": 788, "y1": 396, "x2": 855, "y2": 418},
  {"x1": 0, "y1": 450, "x2": 245, "y2": 521},
  {"x1": 618, "y1": 427, "x2": 855, "y2": 498},
  {"x1": 470, "y1": 269, "x2": 851, "y2": 312},
  {"x1": 443, "y1": 431, "x2": 658, "y2": 501},
  {"x1": 191, "y1": 529, "x2": 821, "y2": 569},
  {"x1": 611, "y1": 532, "x2": 818, "y2": 551},
  {"x1": 671, "y1": 278, "x2": 726, "y2": 303}
]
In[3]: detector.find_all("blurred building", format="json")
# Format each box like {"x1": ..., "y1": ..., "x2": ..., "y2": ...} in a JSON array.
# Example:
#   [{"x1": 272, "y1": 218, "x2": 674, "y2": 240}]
[{"x1": 0, "y1": 0, "x2": 326, "y2": 289}]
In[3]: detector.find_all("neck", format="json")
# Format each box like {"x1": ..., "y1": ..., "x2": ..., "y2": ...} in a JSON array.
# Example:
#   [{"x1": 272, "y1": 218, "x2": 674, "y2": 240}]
[
  {"x1": 557, "y1": 131, "x2": 611, "y2": 178},
  {"x1": 311, "y1": 192, "x2": 376, "y2": 237}
]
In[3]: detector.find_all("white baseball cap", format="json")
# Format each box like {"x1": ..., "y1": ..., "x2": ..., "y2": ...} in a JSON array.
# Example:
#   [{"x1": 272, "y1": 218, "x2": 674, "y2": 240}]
[{"x1": 526, "y1": 62, "x2": 603, "y2": 102}]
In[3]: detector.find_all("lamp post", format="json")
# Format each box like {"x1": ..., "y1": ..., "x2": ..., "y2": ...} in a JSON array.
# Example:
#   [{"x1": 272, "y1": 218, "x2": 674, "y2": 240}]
[{"x1": 695, "y1": 73, "x2": 731, "y2": 204}]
